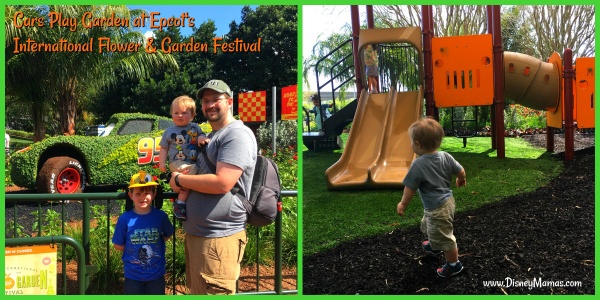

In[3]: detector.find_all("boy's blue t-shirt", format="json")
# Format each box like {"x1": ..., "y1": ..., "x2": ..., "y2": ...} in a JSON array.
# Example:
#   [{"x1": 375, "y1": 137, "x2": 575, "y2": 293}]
[
  {"x1": 112, "y1": 207, "x2": 174, "y2": 281},
  {"x1": 402, "y1": 151, "x2": 463, "y2": 210}
]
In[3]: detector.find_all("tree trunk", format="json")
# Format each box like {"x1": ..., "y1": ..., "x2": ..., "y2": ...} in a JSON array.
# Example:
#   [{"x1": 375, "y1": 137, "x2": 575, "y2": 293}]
[
  {"x1": 32, "y1": 104, "x2": 46, "y2": 142},
  {"x1": 59, "y1": 78, "x2": 77, "y2": 136}
]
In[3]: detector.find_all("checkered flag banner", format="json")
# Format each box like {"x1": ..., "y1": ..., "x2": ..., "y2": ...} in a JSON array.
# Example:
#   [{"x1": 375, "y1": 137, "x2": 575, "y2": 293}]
[{"x1": 238, "y1": 91, "x2": 266, "y2": 122}]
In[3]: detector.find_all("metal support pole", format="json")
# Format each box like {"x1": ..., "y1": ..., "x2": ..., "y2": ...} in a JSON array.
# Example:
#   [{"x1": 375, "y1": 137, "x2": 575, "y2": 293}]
[
  {"x1": 491, "y1": 5, "x2": 505, "y2": 158},
  {"x1": 82, "y1": 198, "x2": 91, "y2": 292},
  {"x1": 272, "y1": 86, "x2": 277, "y2": 154},
  {"x1": 487, "y1": 6, "x2": 496, "y2": 149},
  {"x1": 563, "y1": 49, "x2": 575, "y2": 161},
  {"x1": 351, "y1": 5, "x2": 364, "y2": 94},
  {"x1": 422, "y1": 5, "x2": 435, "y2": 118},
  {"x1": 83, "y1": 198, "x2": 90, "y2": 265},
  {"x1": 274, "y1": 204, "x2": 283, "y2": 294},
  {"x1": 546, "y1": 126, "x2": 555, "y2": 152},
  {"x1": 367, "y1": 6, "x2": 374, "y2": 29}
]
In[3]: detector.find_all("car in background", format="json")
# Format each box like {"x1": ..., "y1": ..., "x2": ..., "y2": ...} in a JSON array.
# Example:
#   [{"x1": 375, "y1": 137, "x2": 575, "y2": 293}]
[{"x1": 10, "y1": 113, "x2": 174, "y2": 194}]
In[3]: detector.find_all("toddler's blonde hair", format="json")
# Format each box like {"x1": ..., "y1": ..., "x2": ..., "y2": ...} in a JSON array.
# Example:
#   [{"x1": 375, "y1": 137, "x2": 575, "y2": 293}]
[
  {"x1": 408, "y1": 117, "x2": 444, "y2": 151},
  {"x1": 171, "y1": 95, "x2": 197, "y2": 118}
]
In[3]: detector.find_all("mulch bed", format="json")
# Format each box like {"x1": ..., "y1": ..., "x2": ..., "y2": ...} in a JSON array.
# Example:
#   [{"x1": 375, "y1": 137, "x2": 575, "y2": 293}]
[{"x1": 303, "y1": 135, "x2": 594, "y2": 295}]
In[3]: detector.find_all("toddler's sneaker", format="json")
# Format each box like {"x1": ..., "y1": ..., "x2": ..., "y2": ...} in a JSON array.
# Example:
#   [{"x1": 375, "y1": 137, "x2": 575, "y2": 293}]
[
  {"x1": 437, "y1": 261, "x2": 464, "y2": 277},
  {"x1": 422, "y1": 240, "x2": 443, "y2": 256},
  {"x1": 173, "y1": 201, "x2": 187, "y2": 220}
]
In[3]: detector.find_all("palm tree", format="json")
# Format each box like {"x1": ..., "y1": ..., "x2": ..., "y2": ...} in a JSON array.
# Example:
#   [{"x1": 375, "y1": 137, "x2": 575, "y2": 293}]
[{"x1": 5, "y1": 5, "x2": 178, "y2": 139}]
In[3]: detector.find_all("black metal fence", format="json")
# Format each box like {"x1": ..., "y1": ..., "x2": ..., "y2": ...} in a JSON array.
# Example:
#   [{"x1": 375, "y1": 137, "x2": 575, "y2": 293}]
[{"x1": 5, "y1": 191, "x2": 297, "y2": 295}]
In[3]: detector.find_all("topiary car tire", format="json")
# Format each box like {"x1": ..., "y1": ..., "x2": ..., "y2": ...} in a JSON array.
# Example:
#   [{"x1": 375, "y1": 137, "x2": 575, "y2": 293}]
[{"x1": 36, "y1": 156, "x2": 86, "y2": 194}]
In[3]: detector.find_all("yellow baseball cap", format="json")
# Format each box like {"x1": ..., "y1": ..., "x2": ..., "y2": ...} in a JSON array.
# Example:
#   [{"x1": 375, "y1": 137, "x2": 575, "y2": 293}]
[{"x1": 128, "y1": 171, "x2": 159, "y2": 188}]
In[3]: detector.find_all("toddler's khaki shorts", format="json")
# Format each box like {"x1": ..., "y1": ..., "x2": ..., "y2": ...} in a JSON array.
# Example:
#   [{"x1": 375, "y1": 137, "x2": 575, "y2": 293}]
[{"x1": 420, "y1": 196, "x2": 457, "y2": 251}]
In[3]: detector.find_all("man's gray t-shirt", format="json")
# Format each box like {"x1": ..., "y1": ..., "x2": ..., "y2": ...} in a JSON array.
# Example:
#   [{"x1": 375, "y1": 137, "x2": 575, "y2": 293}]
[
  {"x1": 159, "y1": 123, "x2": 205, "y2": 166},
  {"x1": 183, "y1": 120, "x2": 257, "y2": 237},
  {"x1": 402, "y1": 151, "x2": 463, "y2": 210}
]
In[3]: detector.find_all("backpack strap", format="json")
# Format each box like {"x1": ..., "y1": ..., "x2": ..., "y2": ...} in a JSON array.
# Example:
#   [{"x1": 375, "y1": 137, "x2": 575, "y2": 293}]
[{"x1": 201, "y1": 146, "x2": 243, "y2": 197}]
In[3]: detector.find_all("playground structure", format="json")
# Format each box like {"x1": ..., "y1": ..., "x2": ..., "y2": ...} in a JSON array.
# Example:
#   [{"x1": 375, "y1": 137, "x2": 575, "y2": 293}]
[{"x1": 319, "y1": 5, "x2": 595, "y2": 190}]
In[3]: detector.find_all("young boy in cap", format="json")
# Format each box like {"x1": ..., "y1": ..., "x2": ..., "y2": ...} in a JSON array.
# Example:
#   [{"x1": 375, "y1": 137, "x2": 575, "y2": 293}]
[{"x1": 112, "y1": 171, "x2": 175, "y2": 294}]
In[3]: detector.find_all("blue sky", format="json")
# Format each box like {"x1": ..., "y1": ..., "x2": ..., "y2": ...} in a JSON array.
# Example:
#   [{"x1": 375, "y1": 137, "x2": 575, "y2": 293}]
[{"x1": 127, "y1": 5, "x2": 257, "y2": 38}]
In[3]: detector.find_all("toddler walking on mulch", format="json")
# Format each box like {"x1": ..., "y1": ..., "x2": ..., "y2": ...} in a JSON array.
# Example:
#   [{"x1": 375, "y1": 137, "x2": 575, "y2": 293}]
[{"x1": 397, "y1": 117, "x2": 467, "y2": 277}]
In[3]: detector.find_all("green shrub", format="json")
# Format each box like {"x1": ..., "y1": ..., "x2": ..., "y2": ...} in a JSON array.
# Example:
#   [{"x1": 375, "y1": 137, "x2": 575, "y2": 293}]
[
  {"x1": 257, "y1": 120, "x2": 297, "y2": 151},
  {"x1": 9, "y1": 113, "x2": 171, "y2": 189},
  {"x1": 85, "y1": 203, "x2": 124, "y2": 294},
  {"x1": 5, "y1": 159, "x2": 14, "y2": 186},
  {"x1": 505, "y1": 104, "x2": 546, "y2": 130},
  {"x1": 6, "y1": 129, "x2": 49, "y2": 140},
  {"x1": 165, "y1": 229, "x2": 187, "y2": 286},
  {"x1": 31, "y1": 209, "x2": 64, "y2": 236}
]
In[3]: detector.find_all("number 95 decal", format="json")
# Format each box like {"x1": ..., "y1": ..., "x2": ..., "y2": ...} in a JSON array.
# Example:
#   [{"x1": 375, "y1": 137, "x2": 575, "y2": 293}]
[{"x1": 137, "y1": 137, "x2": 162, "y2": 165}]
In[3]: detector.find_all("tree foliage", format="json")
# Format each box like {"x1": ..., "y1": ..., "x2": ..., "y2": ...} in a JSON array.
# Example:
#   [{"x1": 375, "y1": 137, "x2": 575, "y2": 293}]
[
  {"x1": 214, "y1": 5, "x2": 298, "y2": 93},
  {"x1": 375, "y1": 5, "x2": 488, "y2": 36},
  {"x1": 302, "y1": 25, "x2": 353, "y2": 92},
  {"x1": 91, "y1": 20, "x2": 216, "y2": 122},
  {"x1": 5, "y1": 5, "x2": 178, "y2": 140},
  {"x1": 501, "y1": 6, "x2": 536, "y2": 56},
  {"x1": 7, "y1": 5, "x2": 298, "y2": 135},
  {"x1": 522, "y1": 5, "x2": 594, "y2": 60}
]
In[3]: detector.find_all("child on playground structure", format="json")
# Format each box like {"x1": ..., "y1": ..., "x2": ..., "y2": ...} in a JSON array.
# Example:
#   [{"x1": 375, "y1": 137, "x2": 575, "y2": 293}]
[
  {"x1": 309, "y1": 94, "x2": 332, "y2": 132},
  {"x1": 159, "y1": 96, "x2": 209, "y2": 220},
  {"x1": 364, "y1": 44, "x2": 379, "y2": 93},
  {"x1": 112, "y1": 171, "x2": 174, "y2": 294},
  {"x1": 397, "y1": 117, "x2": 467, "y2": 277}
]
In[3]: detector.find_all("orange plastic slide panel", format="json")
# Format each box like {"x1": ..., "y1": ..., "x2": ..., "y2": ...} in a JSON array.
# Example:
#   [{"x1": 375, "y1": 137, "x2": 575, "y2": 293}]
[
  {"x1": 546, "y1": 52, "x2": 563, "y2": 128},
  {"x1": 325, "y1": 91, "x2": 391, "y2": 190},
  {"x1": 574, "y1": 57, "x2": 595, "y2": 129},
  {"x1": 432, "y1": 34, "x2": 493, "y2": 107}
]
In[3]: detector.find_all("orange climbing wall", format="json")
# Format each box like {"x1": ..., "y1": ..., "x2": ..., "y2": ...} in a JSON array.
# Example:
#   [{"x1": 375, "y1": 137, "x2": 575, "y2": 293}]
[
  {"x1": 431, "y1": 34, "x2": 494, "y2": 107},
  {"x1": 574, "y1": 57, "x2": 595, "y2": 129}
]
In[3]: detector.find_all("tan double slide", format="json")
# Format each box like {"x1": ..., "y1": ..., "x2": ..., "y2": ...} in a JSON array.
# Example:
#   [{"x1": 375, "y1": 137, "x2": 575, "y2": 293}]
[
  {"x1": 325, "y1": 88, "x2": 422, "y2": 190},
  {"x1": 326, "y1": 27, "x2": 424, "y2": 190}
]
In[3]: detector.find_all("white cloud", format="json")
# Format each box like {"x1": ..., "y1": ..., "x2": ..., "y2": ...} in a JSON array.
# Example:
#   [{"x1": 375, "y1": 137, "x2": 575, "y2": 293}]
[{"x1": 143, "y1": 30, "x2": 155, "y2": 40}]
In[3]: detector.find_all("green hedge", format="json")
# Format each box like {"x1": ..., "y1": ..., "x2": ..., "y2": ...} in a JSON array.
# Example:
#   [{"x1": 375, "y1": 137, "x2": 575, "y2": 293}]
[
  {"x1": 10, "y1": 113, "x2": 172, "y2": 189},
  {"x1": 6, "y1": 129, "x2": 49, "y2": 140}
]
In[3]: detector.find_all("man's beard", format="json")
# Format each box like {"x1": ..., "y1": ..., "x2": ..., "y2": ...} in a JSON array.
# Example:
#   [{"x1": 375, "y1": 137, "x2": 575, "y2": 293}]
[{"x1": 203, "y1": 107, "x2": 223, "y2": 122}]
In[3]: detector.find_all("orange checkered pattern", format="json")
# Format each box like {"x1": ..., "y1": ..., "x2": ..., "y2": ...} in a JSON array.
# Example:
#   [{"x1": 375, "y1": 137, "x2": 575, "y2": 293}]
[{"x1": 238, "y1": 91, "x2": 266, "y2": 122}]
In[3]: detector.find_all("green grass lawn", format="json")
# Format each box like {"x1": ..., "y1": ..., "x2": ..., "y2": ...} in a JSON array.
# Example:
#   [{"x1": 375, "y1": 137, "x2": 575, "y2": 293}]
[{"x1": 302, "y1": 135, "x2": 563, "y2": 256}]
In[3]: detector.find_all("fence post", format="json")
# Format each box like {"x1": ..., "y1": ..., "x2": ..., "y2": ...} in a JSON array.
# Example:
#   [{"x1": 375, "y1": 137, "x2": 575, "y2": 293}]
[{"x1": 272, "y1": 86, "x2": 277, "y2": 154}]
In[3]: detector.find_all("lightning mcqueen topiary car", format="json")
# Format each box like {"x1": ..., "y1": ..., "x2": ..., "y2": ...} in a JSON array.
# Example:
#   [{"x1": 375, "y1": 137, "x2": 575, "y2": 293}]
[{"x1": 10, "y1": 113, "x2": 175, "y2": 194}]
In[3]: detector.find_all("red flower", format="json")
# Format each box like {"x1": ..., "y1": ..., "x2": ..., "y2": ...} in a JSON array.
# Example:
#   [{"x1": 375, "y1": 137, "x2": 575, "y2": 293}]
[{"x1": 293, "y1": 155, "x2": 298, "y2": 160}]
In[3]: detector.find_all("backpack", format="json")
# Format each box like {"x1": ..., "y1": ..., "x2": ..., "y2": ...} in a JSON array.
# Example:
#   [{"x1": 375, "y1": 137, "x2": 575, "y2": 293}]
[{"x1": 203, "y1": 151, "x2": 281, "y2": 227}]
